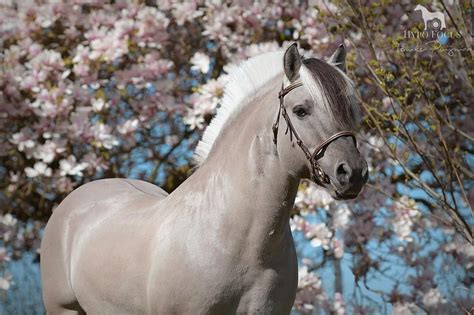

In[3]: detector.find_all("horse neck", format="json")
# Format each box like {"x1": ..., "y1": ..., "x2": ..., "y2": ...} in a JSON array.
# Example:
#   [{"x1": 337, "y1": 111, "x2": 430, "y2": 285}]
[{"x1": 183, "y1": 84, "x2": 300, "y2": 248}]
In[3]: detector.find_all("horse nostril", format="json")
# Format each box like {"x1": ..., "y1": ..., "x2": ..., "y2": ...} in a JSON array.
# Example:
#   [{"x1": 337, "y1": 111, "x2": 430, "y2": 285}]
[
  {"x1": 335, "y1": 162, "x2": 351, "y2": 186},
  {"x1": 336, "y1": 163, "x2": 348, "y2": 175}
]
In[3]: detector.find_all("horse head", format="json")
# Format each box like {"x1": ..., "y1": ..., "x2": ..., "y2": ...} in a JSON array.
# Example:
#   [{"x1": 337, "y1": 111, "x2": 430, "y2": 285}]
[
  {"x1": 275, "y1": 44, "x2": 368, "y2": 200},
  {"x1": 414, "y1": 4, "x2": 425, "y2": 12}
]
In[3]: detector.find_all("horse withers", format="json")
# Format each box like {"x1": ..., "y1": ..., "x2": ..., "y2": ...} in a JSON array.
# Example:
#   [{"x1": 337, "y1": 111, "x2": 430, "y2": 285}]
[{"x1": 41, "y1": 43, "x2": 368, "y2": 314}]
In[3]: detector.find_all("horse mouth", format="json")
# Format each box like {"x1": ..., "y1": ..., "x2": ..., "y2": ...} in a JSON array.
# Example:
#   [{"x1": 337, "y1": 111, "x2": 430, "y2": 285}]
[{"x1": 332, "y1": 190, "x2": 358, "y2": 200}]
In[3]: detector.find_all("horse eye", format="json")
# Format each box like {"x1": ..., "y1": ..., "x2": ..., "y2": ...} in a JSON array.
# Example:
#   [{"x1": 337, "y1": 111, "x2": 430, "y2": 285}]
[{"x1": 293, "y1": 106, "x2": 308, "y2": 118}]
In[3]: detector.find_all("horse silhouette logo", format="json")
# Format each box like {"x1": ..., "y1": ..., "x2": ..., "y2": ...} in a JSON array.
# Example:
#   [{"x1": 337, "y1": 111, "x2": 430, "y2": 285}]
[{"x1": 414, "y1": 5, "x2": 447, "y2": 31}]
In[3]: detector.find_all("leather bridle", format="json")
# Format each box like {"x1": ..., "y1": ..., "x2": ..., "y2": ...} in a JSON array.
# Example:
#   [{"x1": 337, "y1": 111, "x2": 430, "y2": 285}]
[{"x1": 272, "y1": 80, "x2": 357, "y2": 186}]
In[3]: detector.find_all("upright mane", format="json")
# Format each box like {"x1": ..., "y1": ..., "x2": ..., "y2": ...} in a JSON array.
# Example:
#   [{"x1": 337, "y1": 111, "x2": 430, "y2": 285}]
[
  {"x1": 193, "y1": 50, "x2": 286, "y2": 165},
  {"x1": 193, "y1": 48, "x2": 359, "y2": 166}
]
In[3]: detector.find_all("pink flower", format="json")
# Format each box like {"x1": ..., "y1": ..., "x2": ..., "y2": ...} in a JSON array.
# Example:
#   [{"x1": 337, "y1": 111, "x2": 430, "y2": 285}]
[
  {"x1": 113, "y1": 18, "x2": 135, "y2": 38},
  {"x1": 0, "y1": 247, "x2": 11, "y2": 263},
  {"x1": 294, "y1": 265, "x2": 327, "y2": 312},
  {"x1": 172, "y1": 1, "x2": 203, "y2": 26},
  {"x1": 135, "y1": 6, "x2": 170, "y2": 46},
  {"x1": 297, "y1": 265, "x2": 322, "y2": 290},
  {"x1": 184, "y1": 78, "x2": 226, "y2": 130},
  {"x1": 422, "y1": 288, "x2": 446, "y2": 307},
  {"x1": 91, "y1": 98, "x2": 109, "y2": 112},
  {"x1": 1, "y1": 214, "x2": 17, "y2": 227},
  {"x1": 190, "y1": 52, "x2": 211, "y2": 74},
  {"x1": 391, "y1": 196, "x2": 419, "y2": 242},
  {"x1": 72, "y1": 45, "x2": 92, "y2": 78},
  {"x1": 117, "y1": 119, "x2": 139, "y2": 135},
  {"x1": 88, "y1": 26, "x2": 129, "y2": 61},
  {"x1": 25, "y1": 162, "x2": 52, "y2": 178},
  {"x1": 332, "y1": 239, "x2": 344, "y2": 259},
  {"x1": 82, "y1": 152, "x2": 108, "y2": 172},
  {"x1": 333, "y1": 204, "x2": 351, "y2": 229},
  {"x1": 332, "y1": 292, "x2": 345, "y2": 315},
  {"x1": 290, "y1": 215, "x2": 310, "y2": 232},
  {"x1": 295, "y1": 182, "x2": 334, "y2": 212},
  {"x1": 0, "y1": 273, "x2": 13, "y2": 291},
  {"x1": 305, "y1": 222, "x2": 333, "y2": 249},
  {"x1": 11, "y1": 131, "x2": 35, "y2": 153},
  {"x1": 59, "y1": 155, "x2": 88, "y2": 177},
  {"x1": 9, "y1": 171, "x2": 20, "y2": 183},
  {"x1": 91, "y1": 123, "x2": 119, "y2": 149},
  {"x1": 26, "y1": 49, "x2": 64, "y2": 77},
  {"x1": 183, "y1": 114, "x2": 205, "y2": 130},
  {"x1": 32, "y1": 140, "x2": 65, "y2": 164},
  {"x1": 69, "y1": 107, "x2": 92, "y2": 138},
  {"x1": 392, "y1": 302, "x2": 420, "y2": 315}
]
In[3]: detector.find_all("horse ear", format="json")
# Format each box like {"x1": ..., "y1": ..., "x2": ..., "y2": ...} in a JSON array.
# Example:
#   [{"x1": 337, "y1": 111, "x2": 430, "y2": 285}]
[
  {"x1": 328, "y1": 44, "x2": 346, "y2": 72},
  {"x1": 283, "y1": 43, "x2": 301, "y2": 82}
]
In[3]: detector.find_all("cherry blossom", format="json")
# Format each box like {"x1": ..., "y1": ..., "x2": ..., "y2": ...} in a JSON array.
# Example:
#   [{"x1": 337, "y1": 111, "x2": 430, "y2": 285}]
[
  {"x1": 0, "y1": 247, "x2": 11, "y2": 264},
  {"x1": 10, "y1": 131, "x2": 36, "y2": 154},
  {"x1": 391, "y1": 196, "x2": 419, "y2": 242},
  {"x1": 295, "y1": 181, "x2": 334, "y2": 212},
  {"x1": 25, "y1": 162, "x2": 53, "y2": 178},
  {"x1": 185, "y1": 77, "x2": 227, "y2": 129},
  {"x1": 0, "y1": 1, "x2": 471, "y2": 313},
  {"x1": 172, "y1": 1, "x2": 203, "y2": 26},
  {"x1": 306, "y1": 223, "x2": 333, "y2": 249},
  {"x1": 0, "y1": 273, "x2": 12, "y2": 291},
  {"x1": 59, "y1": 156, "x2": 88, "y2": 177},
  {"x1": 332, "y1": 292, "x2": 345, "y2": 315},
  {"x1": 392, "y1": 302, "x2": 420, "y2": 315},
  {"x1": 190, "y1": 52, "x2": 211, "y2": 74},
  {"x1": 1, "y1": 215, "x2": 17, "y2": 228},
  {"x1": 117, "y1": 119, "x2": 139, "y2": 135},
  {"x1": 91, "y1": 123, "x2": 119, "y2": 150},
  {"x1": 332, "y1": 204, "x2": 351, "y2": 229},
  {"x1": 422, "y1": 288, "x2": 446, "y2": 308},
  {"x1": 295, "y1": 265, "x2": 328, "y2": 313},
  {"x1": 331, "y1": 239, "x2": 344, "y2": 259},
  {"x1": 91, "y1": 98, "x2": 109, "y2": 112},
  {"x1": 32, "y1": 140, "x2": 65, "y2": 164}
]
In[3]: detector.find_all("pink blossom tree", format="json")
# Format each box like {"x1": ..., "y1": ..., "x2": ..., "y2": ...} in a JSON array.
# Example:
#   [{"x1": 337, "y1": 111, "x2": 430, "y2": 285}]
[{"x1": 0, "y1": 0, "x2": 472, "y2": 313}]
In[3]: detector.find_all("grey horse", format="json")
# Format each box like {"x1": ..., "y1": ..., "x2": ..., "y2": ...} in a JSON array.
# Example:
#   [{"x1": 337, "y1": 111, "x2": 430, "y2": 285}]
[{"x1": 41, "y1": 43, "x2": 368, "y2": 314}]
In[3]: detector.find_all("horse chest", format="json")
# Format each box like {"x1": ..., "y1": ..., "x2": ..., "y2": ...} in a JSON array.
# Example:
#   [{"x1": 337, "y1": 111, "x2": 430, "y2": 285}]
[
  {"x1": 148, "y1": 226, "x2": 298, "y2": 314},
  {"x1": 149, "y1": 264, "x2": 297, "y2": 314}
]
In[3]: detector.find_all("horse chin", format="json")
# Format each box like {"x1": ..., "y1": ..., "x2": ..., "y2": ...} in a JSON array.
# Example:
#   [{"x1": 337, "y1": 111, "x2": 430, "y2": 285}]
[{"x1": 330, "y1": 189, "x2": 358, "y2": 200}]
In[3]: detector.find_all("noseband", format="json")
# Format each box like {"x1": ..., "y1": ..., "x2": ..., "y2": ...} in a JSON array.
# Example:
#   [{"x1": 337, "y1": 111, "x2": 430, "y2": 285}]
[{"x1": 272, "y1": 80, "x2": 357, "y2": 185}]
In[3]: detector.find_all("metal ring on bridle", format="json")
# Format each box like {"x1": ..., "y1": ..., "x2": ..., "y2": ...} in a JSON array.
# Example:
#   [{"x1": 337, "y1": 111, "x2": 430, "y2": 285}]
[{"x1": 272, "y1": 80, "x2": 357, "y2": 185}]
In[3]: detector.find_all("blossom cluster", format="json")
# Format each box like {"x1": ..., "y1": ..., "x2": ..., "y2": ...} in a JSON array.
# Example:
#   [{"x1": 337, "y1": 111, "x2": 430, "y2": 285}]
[{"x1": 1, "y1": 1, "x2": 472, "y2": 313}]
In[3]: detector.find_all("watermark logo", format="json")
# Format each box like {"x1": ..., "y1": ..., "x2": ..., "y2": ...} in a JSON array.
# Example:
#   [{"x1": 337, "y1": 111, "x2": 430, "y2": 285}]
[
  {"x1": 397, "y1": 4, "x2": 470, "y2": 56},
  {"x1": 414, "y1": 4, "x2": 446, "y2": 31}
]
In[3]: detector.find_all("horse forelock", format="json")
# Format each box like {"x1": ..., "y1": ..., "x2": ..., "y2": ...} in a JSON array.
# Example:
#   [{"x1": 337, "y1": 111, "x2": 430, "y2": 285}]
[{"x1": 300, "y1": 58, "x2": 360, "y2": 130}]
